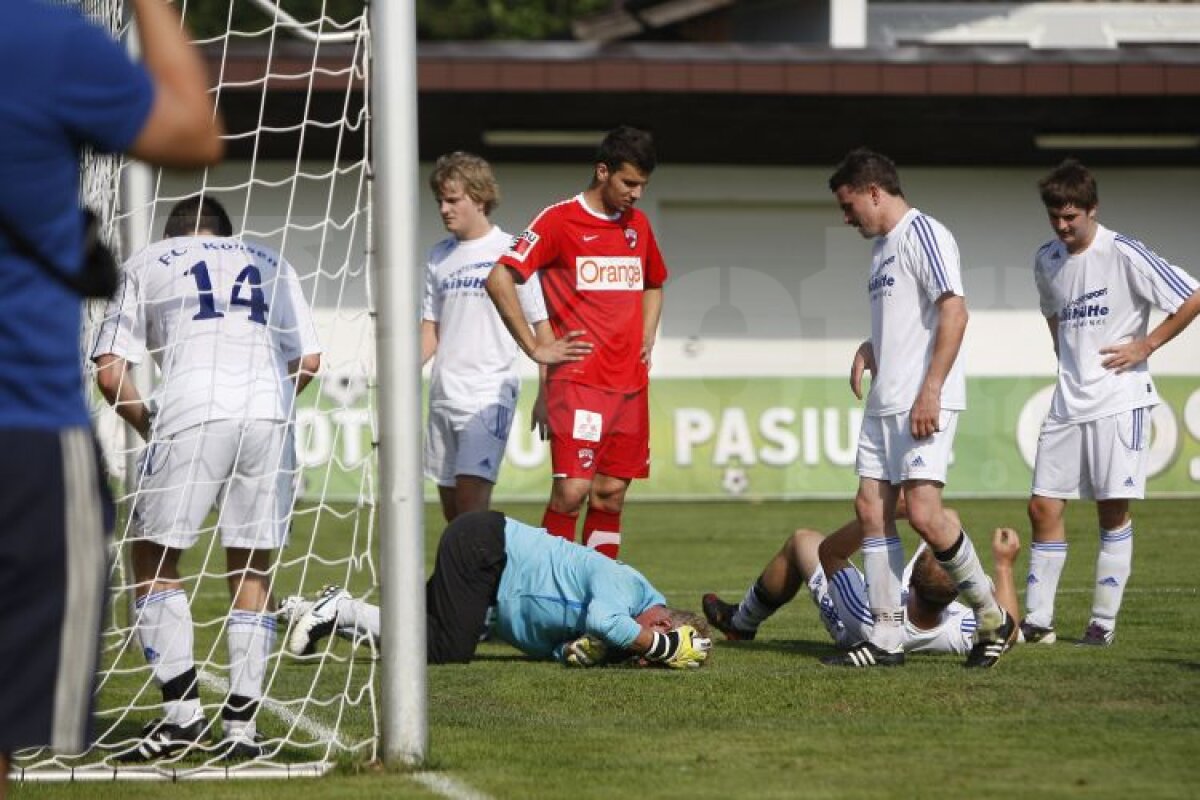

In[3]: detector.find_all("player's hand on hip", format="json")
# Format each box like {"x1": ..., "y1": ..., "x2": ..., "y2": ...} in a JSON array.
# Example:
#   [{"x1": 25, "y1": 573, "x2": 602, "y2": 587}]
[
  {"x1": 533, "y1": 330, "x2": 593, "y2": 365},
  {"x1": 564, "y1": 635, "x2": 608, "y2": 668},
  {"x1": 1099, "y1": 339, "x2": 1151, "y2": 374},
  {"x1": 849, "y1": 340, "x2": 876, "y2": 400}
]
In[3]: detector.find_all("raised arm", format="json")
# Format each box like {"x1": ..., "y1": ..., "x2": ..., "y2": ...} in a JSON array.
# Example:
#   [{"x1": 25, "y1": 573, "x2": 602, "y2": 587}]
[
  {"x1": 911, "y1": 293, "x2": 968, "y2": 439},
  {"x1": 126, "y1": 0, "x2": 224, "y2": 167},
  {"x1": 990, "y1": 527, "x2": 1022, "y2": 626}
]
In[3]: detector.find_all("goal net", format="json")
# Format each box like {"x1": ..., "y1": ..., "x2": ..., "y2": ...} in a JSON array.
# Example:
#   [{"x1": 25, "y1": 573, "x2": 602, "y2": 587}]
[{"x1": 15, "y1": 0, "x2": 380, "y2": 781}]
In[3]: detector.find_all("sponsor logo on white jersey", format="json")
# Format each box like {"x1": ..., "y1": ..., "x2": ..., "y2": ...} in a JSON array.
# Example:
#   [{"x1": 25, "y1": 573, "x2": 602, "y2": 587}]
[
  {"x1": 576, "y1": 256, "x2": 643, "y2": 291},
  {"x1": 1059, "y1": 286, "x2": 1109, "y2": 324}
]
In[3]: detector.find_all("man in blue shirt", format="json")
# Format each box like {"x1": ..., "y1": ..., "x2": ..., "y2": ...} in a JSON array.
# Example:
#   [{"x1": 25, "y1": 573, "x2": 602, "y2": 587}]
[
  {"x1": 284, "y1": 512, "x2": 713, "y2": 670},
  {"x1": 0, "y1": 0, "x2": 222, "y2": 787}
]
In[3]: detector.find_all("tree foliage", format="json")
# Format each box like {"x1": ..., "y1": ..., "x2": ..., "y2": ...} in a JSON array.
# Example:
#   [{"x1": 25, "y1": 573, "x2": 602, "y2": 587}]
[{"x1": 181, "y1": 0, "x2": 611, "y2": 40}]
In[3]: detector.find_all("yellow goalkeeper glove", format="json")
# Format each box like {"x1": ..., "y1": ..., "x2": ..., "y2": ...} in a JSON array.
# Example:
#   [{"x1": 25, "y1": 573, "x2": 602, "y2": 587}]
[
  {"x1": 645, "y1": 625, "x2": 712, "y2": 670},
  {"x1": 564, "y1": 635, "x2": 608, "y2": 668}
]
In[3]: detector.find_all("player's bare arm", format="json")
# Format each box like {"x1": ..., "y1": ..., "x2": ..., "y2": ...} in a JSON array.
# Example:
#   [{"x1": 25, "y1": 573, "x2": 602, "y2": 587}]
[
  {"x1": 486, "y1": 264, "x2": 593, "y2": 365},
  {"x1": 641, "y1": 286, "x2": 663, "y2": 366},
  {"x1": 1100, "y1": 287, "x2": 1200, "y2": 373},
  {"x1": 990, "y1": 528, "x2": 1022, "y2": 627},
  {"x1": 849, "y1": 340, "x2": 876, "y2": 400},
  {"x1": 911, "y1": 293, "x2": 968, "y2": 439},
  {"x1": 126, "y1": 0, "x2": 224, "y2": 167},
  {"x1": 94, "y1": 352, "x2": 154, "y2": 440},
  {"x1": 289, "y1": 353, "x2": 322, "y2": 396},
  {"x1": 1045, "y1": 314, "x2": 1060, "y2": 360},
  {"x1": 530, "y1": 321, "x2": 554, "y2": 439},
  {"x1": 420, "y1": 319, "x2": 438, "y2": 366}
]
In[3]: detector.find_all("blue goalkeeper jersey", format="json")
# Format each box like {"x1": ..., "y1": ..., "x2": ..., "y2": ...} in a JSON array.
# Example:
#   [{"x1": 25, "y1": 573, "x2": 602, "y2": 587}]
[
  {"x1": 0, "y1": 1, "x2": 153, "y2": 429},
  {"x1": 495, "y1": 517, "x2": 666, "y2": 662}
]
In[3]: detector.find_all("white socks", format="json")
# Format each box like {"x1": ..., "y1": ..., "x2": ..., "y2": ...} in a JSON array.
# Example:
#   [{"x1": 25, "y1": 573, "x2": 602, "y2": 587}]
[
  {"x1": 227, "y1": 611, "x2": 276, "y2": 701},
  {"x1": 937, "y1": 531, "x2": 1004, "y2": 635},
  {"x1": 1091, "y1": 522, "x2": 1133, "y2": 630},
  {"x1": 1025, "y1": 540, "x2": 1068, "y2": 629},
  {"x1": 862, "y1": 536, "x2": 905, "y2": 652},
  {"x1": 136, "y1": 589, "x2": 200, "y2": 725}
]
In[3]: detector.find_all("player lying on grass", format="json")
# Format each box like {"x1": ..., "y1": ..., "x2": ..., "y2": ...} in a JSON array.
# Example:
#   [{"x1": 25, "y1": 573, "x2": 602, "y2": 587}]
[
  {"x1": 702, "y1": 512, "x2": 1021, "y2": 660},
  {"x1": 280, "y1": 510, "x2": 712, "y2": 669}
]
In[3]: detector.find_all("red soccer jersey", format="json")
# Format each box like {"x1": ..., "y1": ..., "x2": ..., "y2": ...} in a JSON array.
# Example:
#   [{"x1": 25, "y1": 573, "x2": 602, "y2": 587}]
[{"x1": 498, "y1": 194, "x2": 669, "y2": 393}]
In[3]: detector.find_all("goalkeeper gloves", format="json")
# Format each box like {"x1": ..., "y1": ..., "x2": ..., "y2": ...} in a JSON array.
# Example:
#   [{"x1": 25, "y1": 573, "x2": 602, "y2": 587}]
[
  {"x1": 564, "y1": 635, "x2": 609, "y2": 668},
  {"x1": 644, "y1": 625, "x2": 712, "y2": 670}
]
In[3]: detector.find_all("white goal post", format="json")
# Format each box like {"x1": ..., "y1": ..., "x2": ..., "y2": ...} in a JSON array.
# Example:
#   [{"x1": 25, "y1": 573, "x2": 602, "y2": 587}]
[{"x1": 12, "y1": 0, "x2": 427, "y2": 781}]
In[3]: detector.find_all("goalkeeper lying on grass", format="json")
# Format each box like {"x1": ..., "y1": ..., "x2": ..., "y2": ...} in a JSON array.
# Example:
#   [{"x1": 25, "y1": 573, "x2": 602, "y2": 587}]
[{"x1": 280, "y1": 510, "x2": 712, "y2": 669}]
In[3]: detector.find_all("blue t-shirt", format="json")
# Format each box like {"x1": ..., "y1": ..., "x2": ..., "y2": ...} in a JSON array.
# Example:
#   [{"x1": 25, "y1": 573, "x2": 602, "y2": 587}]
[
  {"x1": 0, "y1": 1, "x2": 154, "y2": 429},
  {"x1": 495, "y1": 518, "x2": 667, "y2": 661}
]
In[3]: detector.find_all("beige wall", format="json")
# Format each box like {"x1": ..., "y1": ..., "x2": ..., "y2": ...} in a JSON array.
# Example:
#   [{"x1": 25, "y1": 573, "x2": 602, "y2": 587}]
[{"x1": 163, "y1": 162, "x2": 1200, "y2": 381}]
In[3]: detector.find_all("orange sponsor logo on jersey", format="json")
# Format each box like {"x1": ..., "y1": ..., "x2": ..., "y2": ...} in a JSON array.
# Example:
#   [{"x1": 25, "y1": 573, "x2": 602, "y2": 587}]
[{"x1": 575, "y1": 256, "x2": 643, "y2": 291}]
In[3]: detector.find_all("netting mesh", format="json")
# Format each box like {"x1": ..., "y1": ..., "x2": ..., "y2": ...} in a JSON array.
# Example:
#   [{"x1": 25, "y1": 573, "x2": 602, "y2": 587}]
[{"x1": 17, "y1": 0, "x2": 380, "y2": 780}]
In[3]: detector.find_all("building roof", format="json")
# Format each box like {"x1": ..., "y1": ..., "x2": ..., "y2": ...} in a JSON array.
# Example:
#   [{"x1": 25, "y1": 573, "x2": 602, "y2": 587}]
[{"x1": 213, "y1": 40, "x2": 1200, "y2": 165}]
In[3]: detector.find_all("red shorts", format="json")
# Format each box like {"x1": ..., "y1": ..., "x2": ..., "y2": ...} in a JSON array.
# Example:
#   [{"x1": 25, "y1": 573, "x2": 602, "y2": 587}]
[{"x1": 546, "y1": 382, "x2": 650, "y2": 481}]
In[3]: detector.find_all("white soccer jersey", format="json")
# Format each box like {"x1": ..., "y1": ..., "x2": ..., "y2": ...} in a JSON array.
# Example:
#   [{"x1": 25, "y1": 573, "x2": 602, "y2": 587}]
[
  {"x1": 902, "y1": 602, "x2": 976, "y2": 655},
  {"x1": 423, "y1": 226, "x2": 547, "y2": 409},
  {"x1": 91, "y1": 235, "x2": 321, "y2": 438},
  {"x1": 1034, "y1": 224, "x2": 1199, "y2": 423},
  {"x1": 865, "y1": 208, "x2": 967, "y2": 417}
]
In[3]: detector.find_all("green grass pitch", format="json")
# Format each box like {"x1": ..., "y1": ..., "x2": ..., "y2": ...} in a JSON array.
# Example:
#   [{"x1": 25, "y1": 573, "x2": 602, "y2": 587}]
[{"x1": 12, "y1": 498, "x2": 1200, "y2": 799}]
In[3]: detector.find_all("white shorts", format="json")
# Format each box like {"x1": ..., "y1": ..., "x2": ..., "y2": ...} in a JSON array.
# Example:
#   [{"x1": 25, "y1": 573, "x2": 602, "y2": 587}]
[
  {"x1": 424, "y1": 401, "x2": 515, "y2": 487},
  {"x1": 131, "y1": 420, "x2": 295, "y2": 550},
  {"x1": 1031, "y1": 407, "x2": 1150, "y2": 501},
  {"x1": 808, "y1": 567, "x2": 872, "y2": 649},
  {"x1": 856, "y1": 410, "x2": 958, "y2": 485}
]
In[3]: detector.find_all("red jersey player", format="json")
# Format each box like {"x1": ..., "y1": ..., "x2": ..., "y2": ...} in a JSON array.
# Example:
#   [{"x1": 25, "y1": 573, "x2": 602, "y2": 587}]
[{"x1": 486, "y1": 126, "x2": 668, "y2": 559}]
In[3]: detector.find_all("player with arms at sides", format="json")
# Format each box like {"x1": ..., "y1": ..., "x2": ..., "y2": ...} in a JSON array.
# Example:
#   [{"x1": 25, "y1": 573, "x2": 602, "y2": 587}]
[
  {"x1": 1024, "y1": 160, "x2": 1200, "y2": 647},
  {"x1": 91, "y1": 196, "x2": 321, "y2": 761},
  {"x1": 0, "y1": 0, "x2": 222, "y2": 791},
  {"x1": 701, "y1": 503, "x2": 1022, "y2": 657},
  {"x1": 486, "y1": 126, "x2": 667, "y2": 560},
  {"x1": 422, "y1": 152, "x2": 549, "y2": 523},
  {"x1": 280, "y1": 511, "x2": 712, "y2": 670},
  {"x1": 826, "y1": 148, "x2": 1017, "y2": 669}
]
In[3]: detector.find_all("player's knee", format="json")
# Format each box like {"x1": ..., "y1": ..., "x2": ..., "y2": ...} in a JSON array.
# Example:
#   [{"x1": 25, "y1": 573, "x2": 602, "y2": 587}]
[
  {"x1": 587, "y1": 482, "x2": 627, "y2": 512},
  {"x1": 1028, "y1": 495, "x2": 1059, "y2": 527},
  {"x1": 854, "y1": 493, "x2": 884, "y2": 529},
  {"x1": 904, "y1": 500, "x2": 940, "y2": 537},
  {"x1": 1097, "y1": 501, "x2": 1130, "y2": 531}
]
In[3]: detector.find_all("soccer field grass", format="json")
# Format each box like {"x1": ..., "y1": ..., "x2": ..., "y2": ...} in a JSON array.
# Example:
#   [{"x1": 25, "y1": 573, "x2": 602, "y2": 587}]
[{"x1": 12, "y1": 498, "x2": 1200, "y2": 799}]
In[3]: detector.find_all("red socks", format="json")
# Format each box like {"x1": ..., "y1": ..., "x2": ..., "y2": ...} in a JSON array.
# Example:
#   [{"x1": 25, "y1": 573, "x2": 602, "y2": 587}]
[
  {"x1": 541, "y1": 508, "x2": 578, "y2": 542},
  {"x1": 583, "y1": 508, "x2": 622, "y2": 560}
]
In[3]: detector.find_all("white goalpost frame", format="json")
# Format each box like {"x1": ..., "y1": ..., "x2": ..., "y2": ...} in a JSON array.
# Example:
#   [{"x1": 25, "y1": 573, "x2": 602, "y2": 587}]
[
  {"x1": 14, "y1": 0, "x2": 399, "y2": 783},
  {"x1": 369, "y1": 0, "x2": 428, "y2": 767}
]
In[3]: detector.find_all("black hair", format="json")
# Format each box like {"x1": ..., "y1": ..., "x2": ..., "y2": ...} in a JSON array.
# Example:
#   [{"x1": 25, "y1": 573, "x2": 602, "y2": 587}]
[{"x1": 164, "y1": 195, "x2": 234, "y2": 238}]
